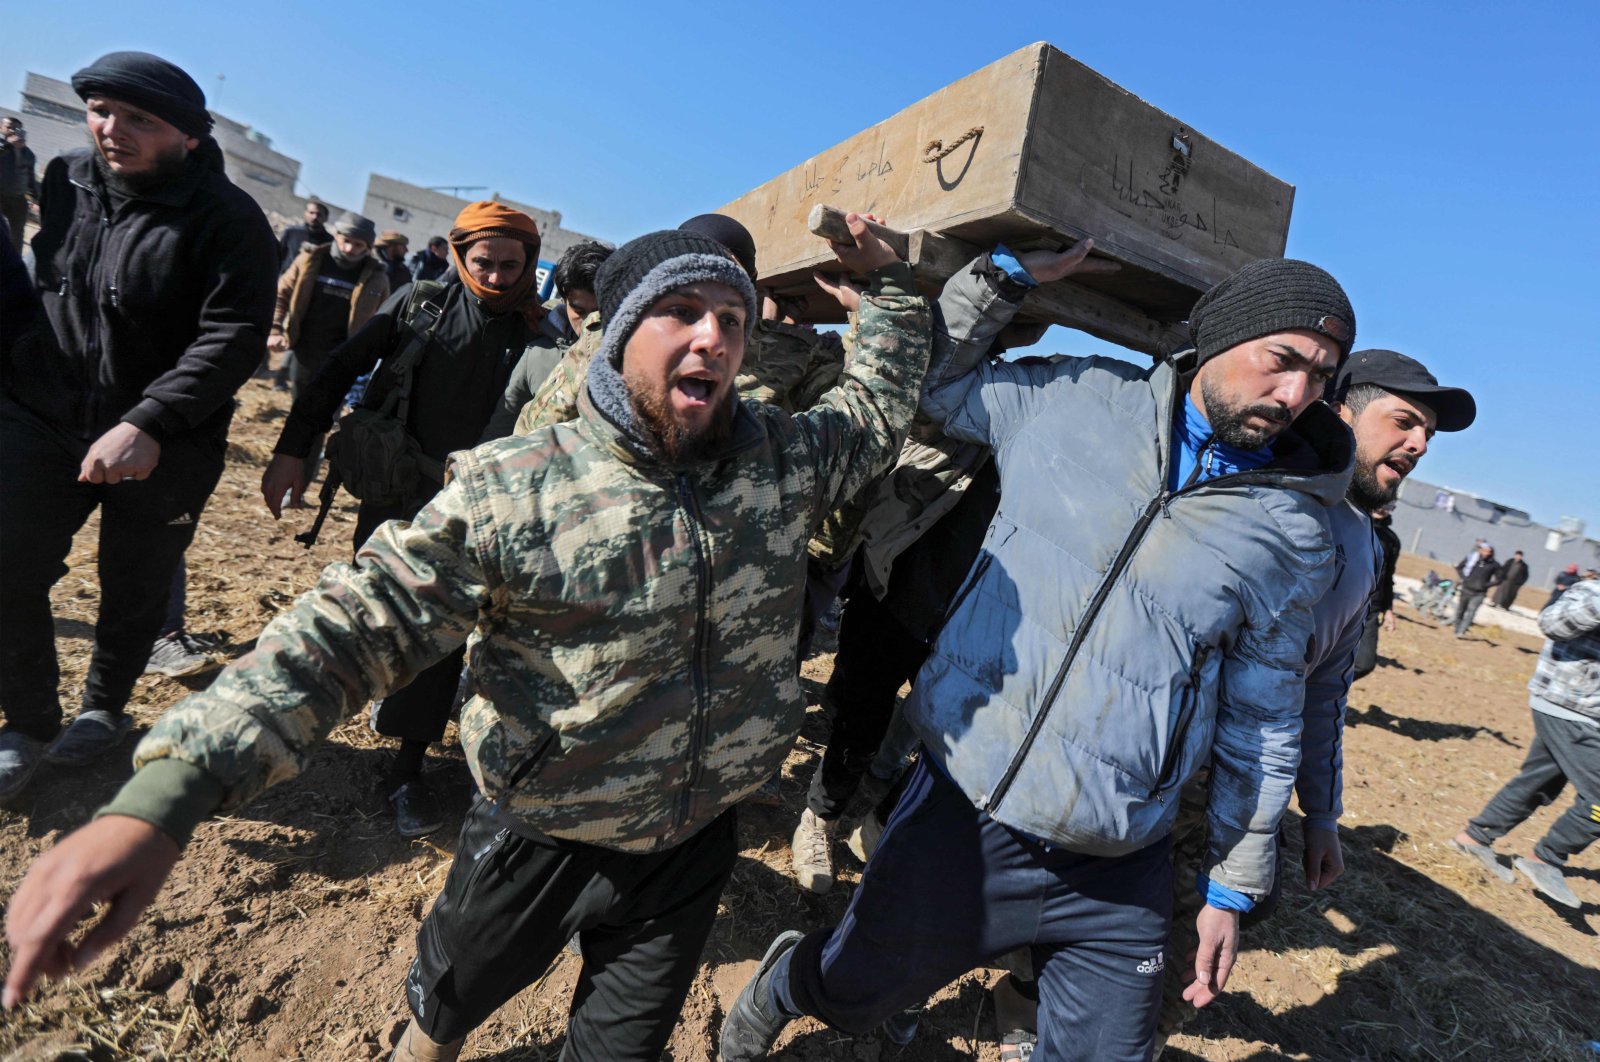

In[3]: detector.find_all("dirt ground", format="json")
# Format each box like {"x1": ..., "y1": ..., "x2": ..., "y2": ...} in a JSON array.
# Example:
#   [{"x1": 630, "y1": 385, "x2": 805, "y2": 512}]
[{"x1": 2, "y1": 377, "x2": 1597, "y2": 1061}]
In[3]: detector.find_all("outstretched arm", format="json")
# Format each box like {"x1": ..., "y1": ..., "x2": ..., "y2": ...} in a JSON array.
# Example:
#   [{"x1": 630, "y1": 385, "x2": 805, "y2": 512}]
[{"x1": 3, "y1": 472, "x2": 501, "y2": 1006}]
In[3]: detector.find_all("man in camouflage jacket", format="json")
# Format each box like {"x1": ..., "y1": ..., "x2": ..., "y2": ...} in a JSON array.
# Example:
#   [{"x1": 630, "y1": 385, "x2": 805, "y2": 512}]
[{"x1": 3, "y1": 217, "x2": 931, "y2": 1062}]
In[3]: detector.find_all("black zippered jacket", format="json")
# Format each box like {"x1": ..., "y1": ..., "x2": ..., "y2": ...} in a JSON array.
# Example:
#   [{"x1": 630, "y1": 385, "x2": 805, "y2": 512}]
[{"x1": 16, "y1": 149, "x2": 277, "y2": 445}]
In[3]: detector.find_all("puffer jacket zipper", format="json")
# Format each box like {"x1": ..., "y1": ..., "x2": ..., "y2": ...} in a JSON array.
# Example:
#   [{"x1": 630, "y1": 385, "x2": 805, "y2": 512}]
[
  {"x1": 676, "y1": 473, "x2": 715, "y2": 830},
  {"x1": 987, "y1": 380, "x2": 1324, "y2": 814}
]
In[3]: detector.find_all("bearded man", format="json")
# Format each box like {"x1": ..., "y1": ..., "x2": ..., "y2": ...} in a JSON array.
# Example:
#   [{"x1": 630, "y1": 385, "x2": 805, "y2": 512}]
[
  {"x1": 0, "y1": 51, "x2": 277, "y2": 799},
  {"x1": 724, "y1": 252, "x2": 1362, "y2": 1062},
  {"x1": 260, "y1": 200, "x2": 544, "y2": 838},
  {"x1": 3, "y1": 215, "x2": 930, "y2": 1062}
]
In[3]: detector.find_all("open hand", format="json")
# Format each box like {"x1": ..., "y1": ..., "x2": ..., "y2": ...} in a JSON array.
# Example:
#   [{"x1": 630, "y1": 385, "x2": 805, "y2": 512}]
[
  {"x1": 4, "y1": 816, "x2": 180, "y2": 1009},
  {"x1": 1016, "y1": 239, "x2": 1120, "y2": 284},
  {"x1": 812, "y1": 269, "x2": 866, "y2": 314},
  {"x1": 1182, "y1": 904, "x2": 1240, "y2": 1009}
]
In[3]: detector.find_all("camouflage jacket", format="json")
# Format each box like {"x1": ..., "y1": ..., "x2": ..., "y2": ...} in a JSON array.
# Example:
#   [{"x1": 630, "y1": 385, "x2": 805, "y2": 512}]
[
  {"x1": 513, "y1": 308, "x2": 603, "y2": 435},
  {"x1": 107, "y1": 265, "x2": 930, "y2": 852},
  {"x1": 514, "y1": 315, "x2": 845, "y2": 435}
]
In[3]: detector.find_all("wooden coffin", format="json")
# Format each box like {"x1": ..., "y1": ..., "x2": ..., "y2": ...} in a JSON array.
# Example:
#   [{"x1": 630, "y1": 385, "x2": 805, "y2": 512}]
[{"x1": 717, "y1": 42, "x2": 1294, "y2": 354}]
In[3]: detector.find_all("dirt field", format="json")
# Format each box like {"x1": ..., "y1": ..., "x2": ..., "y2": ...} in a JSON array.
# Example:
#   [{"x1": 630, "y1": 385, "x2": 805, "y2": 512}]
[{"x1": 2, "y1": 377, "x2": 1597, "y2": 1061}]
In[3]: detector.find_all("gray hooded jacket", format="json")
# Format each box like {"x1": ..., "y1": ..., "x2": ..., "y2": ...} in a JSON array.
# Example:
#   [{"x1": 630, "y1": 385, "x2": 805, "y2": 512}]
[{"x1": 908, "y1": 260, "x2": 1354, "y2": 896}]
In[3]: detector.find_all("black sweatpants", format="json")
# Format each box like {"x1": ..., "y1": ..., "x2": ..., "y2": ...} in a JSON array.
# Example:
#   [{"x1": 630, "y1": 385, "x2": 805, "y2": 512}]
[
  {"x1": 407, "y1": 799, "x2": 738, "y2": 1058},
  {"x1": 0, "y1": 404, "x2": 223, "y2": 739},
  {"x1": 1466, "y1": 710, "x2": 1600, "y2": 866},
  {"x1": 806, "y1": 583, "x2": 931, "y2": 820}
]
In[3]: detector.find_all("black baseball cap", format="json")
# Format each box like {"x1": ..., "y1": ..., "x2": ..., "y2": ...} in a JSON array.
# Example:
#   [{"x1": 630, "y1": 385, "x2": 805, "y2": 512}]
[{"x1": 1334, "y1": 348, "x2": 1476, "y2": 432}]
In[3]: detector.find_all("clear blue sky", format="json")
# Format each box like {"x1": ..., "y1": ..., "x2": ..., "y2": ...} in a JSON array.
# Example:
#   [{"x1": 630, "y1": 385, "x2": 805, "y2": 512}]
[{"x1": 4, "y1": 1, "x2": 1596, "y2": 530}]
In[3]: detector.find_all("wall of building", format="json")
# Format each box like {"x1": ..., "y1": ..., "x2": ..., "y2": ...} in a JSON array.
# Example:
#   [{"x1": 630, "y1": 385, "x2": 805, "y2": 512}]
[{"x1": 1389, "y1": 475, "x2": 1598, "y2": 589}]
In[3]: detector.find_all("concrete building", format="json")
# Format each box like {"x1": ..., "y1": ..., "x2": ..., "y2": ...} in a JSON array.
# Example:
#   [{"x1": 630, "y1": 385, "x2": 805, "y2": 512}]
[{"x1": 1389, "y1": 475, "x2": 1598, "y2": 590}]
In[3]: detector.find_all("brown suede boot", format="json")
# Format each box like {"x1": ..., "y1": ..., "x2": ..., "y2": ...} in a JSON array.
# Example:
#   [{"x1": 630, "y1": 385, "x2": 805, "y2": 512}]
[{"x1": 390, "y1": 1019, "x2": 466, "y2": 1062}]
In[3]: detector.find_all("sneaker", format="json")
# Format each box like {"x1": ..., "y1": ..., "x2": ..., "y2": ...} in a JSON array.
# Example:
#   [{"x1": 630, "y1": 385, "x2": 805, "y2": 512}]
[
  {"x1": 1514, "y1": 855, "x2": 1582, "y2": 909},
  {"x1": 718, "y1": 930, "x2": 802, "y2": 1062},
  {"x1": 845, "y1": 805, "x2": 886, "y2": 864},
  {"x1": 0, "y1": 730, "x2": 47, "y2": 800},
  {"x1": 882, "y1": 1006, "x2": 921, "y2": 1046},
  {"x1": 1447, "y1": 836, "x2": 1515, "y2": 883},
  {"x1": 746, "y1": 772, "x2": 784, "y2": 807},
  {"x1": 44, "y1": 710, "x2": 134, "y2": 767},
  {"x1": 999, "y1": 1030, "x2": 1037, "y2": 1061},
  {"x1": 389, "y1": 779, "x2": 444, "y2": 838},
  {"x1": 389, "y1": 1018, "x2": 465, "y2": 1062},
  {"x1": 791, "y1": 807, "x2": 837, "y2": 894},
  {"x1": 144, "y1": 631, "x2": 219, "y2": 678}
]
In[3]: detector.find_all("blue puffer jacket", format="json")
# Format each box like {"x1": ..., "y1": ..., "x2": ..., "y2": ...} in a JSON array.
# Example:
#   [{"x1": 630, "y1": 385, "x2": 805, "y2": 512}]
[{"x1": 909, "y1": 261, "x2": 1355, "y2": 896}]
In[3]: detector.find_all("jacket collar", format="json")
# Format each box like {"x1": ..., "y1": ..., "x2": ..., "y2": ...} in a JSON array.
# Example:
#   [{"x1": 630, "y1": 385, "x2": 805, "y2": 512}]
[
  {"x1": 1153, "y1": 351, "x2": 1356, "y2": 507},
  {"x1": 69, "y1": 147, "x2": 210, "y2": 210}
]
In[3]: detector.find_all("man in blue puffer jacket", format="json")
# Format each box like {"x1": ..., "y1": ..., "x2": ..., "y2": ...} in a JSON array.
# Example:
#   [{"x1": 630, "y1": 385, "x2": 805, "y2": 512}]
[{"x1": 723, "y1": 246, "x2": 1358, "y2": 1062}]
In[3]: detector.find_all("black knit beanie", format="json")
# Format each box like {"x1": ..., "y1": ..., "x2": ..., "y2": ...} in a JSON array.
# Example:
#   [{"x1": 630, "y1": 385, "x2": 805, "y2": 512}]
[
  {"x1": 594, "y1": 230, "x2": 758, "y2": 370},
  {"x1": 71, "y1": 52, "x2": 213, "y2": 140},
  {"x1": 679, "y1": 213, "x2": 758, "y2": 279},
  {"x1": 1189, "y1": 258, "x2": 1355, "y2": 365}
]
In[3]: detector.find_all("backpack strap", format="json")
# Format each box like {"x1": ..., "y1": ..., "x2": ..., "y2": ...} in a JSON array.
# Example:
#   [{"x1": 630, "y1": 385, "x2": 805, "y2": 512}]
[{"x1": 368, "y1": 280, "x2": 449, "y2": 423}]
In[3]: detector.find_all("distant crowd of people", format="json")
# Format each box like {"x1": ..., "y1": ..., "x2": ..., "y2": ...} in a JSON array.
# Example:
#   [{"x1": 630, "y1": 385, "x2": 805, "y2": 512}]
[{"x1": 2, "y1": 50, "x2": 1596, "y2": 1062}]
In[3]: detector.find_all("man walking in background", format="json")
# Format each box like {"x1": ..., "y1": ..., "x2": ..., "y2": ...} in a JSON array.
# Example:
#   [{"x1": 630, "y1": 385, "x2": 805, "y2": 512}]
[
  {"x1": 278, "y1": 198, "x2": 332, "y2": 270},
  {"x1": 1494, "y1": 550, "x2": 1530, "y2": 611},
  {"x1": 267, "y1": 211, "x2": 389, "y2": 481},
  {"x1": 0, "y1": 51, "x2": 276, "y2": 798},
  {"x1": 410, "y1": 235, "x2": 451, "y2": 282},
  {"x1": 377, "y1": 230, "x2": 412, "y2": 291},
  {"x1": 0, "y1": 117, "x2": 39, "y2": 250},
  {"x1": 1452, "y1": 577, "x2": 1600, "y2": 908},
  {"x1": 1454, "y1": 542, "x2": 1504, "y2": 638}
]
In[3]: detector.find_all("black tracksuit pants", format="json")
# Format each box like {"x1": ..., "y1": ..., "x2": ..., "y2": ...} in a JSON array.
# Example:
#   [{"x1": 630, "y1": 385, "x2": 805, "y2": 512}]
[
  {"x1": 0, "y1": 404, "x2": 223, "y2": 738},
  {"x1": 806, "y1": 582, "x2": 932, "y2": 821},
  {"x1": 407, "y1": 798, "x2": 737, "y2": 1057}
]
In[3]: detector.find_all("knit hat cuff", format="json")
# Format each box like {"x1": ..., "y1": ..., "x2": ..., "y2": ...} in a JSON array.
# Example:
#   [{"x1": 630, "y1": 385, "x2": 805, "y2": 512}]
[
  {"x1": 1198, "y1": 310, "x2": 1353, "y2": 362},
  {"x1": 597, "y1": 252, "x2": 758, "y2": 369}
]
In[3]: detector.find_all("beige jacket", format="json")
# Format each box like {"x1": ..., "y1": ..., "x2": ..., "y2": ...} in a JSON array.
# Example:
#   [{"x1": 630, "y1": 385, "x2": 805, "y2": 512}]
[{"x1": 272, "y1": 242, "x2": 389, "y2": 347}]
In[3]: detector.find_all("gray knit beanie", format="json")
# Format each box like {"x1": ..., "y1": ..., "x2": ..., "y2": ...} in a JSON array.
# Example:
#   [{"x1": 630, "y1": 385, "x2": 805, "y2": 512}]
[
  {"x1": 1189, "y1": 258, "x2": 1355, "y2": 365},
  {"x1": 594, "y1": 229, "x2": 758, "y2": 369}
]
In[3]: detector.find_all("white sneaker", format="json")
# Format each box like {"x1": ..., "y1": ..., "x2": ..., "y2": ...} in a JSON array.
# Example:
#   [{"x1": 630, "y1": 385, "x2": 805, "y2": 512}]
[{"x1": 791, "y1": 807, "x2": 837, "y2": 894}]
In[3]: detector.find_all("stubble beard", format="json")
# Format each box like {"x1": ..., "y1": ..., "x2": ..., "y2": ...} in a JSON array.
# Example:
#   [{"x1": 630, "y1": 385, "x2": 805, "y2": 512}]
[{"x1": 1199, "y1": 375, "x2": 1292, "y2": 452}]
